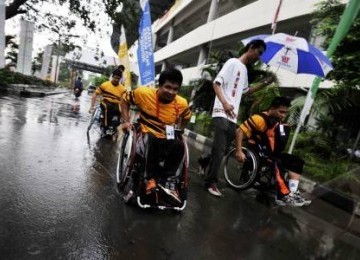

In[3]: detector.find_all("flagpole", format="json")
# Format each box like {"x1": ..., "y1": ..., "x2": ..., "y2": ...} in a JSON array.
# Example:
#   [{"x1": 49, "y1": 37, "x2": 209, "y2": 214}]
[
  {"x1": 288, "y1": 0, "x2": 360, "y2": 154},
  {"x1": 271, "y1": 0, "x2": 283, "y2": 35},
  {"x1": 118, "y1": 25, "x2": 132, "y2": 90}
]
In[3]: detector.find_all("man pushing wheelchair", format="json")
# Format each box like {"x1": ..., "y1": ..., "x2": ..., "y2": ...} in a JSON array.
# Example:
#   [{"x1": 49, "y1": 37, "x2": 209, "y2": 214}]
[{"x1": 120, "y1": 68, "x2": 191, "y2": 207}]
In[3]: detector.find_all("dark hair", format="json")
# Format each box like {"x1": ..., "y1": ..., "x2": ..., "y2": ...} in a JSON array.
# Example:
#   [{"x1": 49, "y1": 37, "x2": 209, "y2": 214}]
[
  {"x1": 270, "y1": 96, "x2": 291, "y2": 109},
  {"x1": 118, "y1": 65, "x2": 125, "y2": 71},
  {"x1": 77, "y1": 77, "x2": 81, "y2": 80},
  {"x1": 158, "y1": 68, "x2": 183, "y2": 87},
  {"x1": 112, "y1": 68, "x2": 123, "y2": 77},
  {"x1": 244, "y1": 39, "x2": 266, "y2": 52}
]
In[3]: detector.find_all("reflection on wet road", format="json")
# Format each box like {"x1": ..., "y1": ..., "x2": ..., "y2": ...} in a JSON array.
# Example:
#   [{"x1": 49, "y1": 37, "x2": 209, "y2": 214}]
[{"x1": 0, "y1": 93, "x2": 359, "y2": 259}]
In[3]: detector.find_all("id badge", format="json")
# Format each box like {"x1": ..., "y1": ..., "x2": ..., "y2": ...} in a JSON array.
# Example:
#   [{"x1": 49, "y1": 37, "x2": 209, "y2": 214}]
[
  {"x1": 279, "y1": 124, "x2": 285, "y2": 136},
  {"x1": 165, "y1": 125, "x2": 175, "y2": 140}
]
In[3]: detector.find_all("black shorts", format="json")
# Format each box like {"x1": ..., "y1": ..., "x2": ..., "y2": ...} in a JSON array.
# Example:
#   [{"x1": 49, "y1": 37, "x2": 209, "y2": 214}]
[{"x1": 280, "y1": 153, "x2": 304, "y2": 174}]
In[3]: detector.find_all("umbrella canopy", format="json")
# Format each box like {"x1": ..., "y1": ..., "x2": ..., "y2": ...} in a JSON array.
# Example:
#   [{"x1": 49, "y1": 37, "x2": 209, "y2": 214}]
[{"x1": 242, "y1": 33, "x2": 334, "y2": 78}]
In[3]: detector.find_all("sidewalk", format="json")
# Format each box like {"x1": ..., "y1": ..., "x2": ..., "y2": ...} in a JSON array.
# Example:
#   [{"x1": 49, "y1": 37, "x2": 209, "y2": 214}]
[
  {"x1": 183, "y1": 128, "x2": 360, "y2": 217},
  {"x1": 1, "y1": 84, "x2": 68, "y2": 97}
]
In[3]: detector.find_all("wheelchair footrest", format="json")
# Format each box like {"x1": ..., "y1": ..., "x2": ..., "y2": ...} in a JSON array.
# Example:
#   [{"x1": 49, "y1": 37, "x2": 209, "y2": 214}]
[{"x1": 136, "y1": 196, "x2": 187, "y2": 211}]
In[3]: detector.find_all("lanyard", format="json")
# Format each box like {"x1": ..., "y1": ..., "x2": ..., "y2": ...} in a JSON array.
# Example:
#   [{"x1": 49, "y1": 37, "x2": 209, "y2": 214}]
[{"x1": 155, "y1": 93, "x2": 179, "y2": 123}]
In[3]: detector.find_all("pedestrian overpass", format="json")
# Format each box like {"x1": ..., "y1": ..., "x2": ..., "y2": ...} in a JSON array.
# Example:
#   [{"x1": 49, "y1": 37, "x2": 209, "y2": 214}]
[{"x1": 63, "y1": 48, "x2": 118, "y2": 74}]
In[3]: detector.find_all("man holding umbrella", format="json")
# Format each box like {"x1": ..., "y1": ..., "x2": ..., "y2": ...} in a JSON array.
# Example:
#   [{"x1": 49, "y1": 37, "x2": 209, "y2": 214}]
[{"x1": 201, "y1": 39, "x2": 275, "y2": 197}]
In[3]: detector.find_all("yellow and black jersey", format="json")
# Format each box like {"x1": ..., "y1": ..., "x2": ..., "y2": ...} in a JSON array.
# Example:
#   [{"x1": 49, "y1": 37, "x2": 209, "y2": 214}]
[
  {"x1": 123, "y1": 86, "x2": 191, "y2": 138},
  {"x1": 240, "y1": 112, "x2": 290, "y2": 156},
  {"x1": 95, "y1": 81, "x2": 126, "y2": 104},
  {"x1": 240, "y1": 114, "x2": 268, "y2": 138}
]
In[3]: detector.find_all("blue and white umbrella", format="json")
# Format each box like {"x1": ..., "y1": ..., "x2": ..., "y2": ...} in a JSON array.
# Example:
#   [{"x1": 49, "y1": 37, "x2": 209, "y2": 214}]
[{"x1": 242, "y1": 33, "x2": 334, "y2": 78}]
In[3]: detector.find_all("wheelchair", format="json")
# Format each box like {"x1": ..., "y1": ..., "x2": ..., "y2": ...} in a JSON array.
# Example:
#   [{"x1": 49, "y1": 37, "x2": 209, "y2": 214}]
[
  {"x1": 223, "y1": 143, "x2": 276, "y2": 192},
  {"x1": 116, "y1": 123, "x2": 189, "y2": 211},
  {"x1": 87, "y1": 104, "x2": 121, "y2": 140}
]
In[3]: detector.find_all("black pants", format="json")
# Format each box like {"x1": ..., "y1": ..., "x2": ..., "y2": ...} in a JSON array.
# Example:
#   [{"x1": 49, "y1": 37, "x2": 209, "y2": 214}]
[
  {"x1": 205, "y1": 117, "x2": 237, "y2": 187},
  {"x1": 144, "y1": 133, "x2": 184, "y2": 180},
  {"x1": 100, "y1": 100, "x2": 120, "y2": 127}
]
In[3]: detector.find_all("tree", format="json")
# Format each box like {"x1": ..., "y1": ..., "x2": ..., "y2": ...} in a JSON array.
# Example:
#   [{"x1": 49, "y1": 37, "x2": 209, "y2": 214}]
[
  {"x1": 110, "y1": 0, "x2": 175, "y2": 54},
  {"x1": 312, "y1": 0, "x2": 360, "y2": 89},
  {"x1": 5, "y1": 0, "x2": 175, "y2": 55},
  {"x1": 306, "y1": 0, "x2": 360, "y2": 137},
  {"x1": 5, "y1": 35, "x2": 18, "y2": 64}
]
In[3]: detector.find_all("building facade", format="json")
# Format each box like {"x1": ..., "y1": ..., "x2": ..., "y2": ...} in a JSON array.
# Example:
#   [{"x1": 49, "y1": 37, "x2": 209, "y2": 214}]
[{"x1": 129, "y1": 0, "x2": 336, "y2": 88}]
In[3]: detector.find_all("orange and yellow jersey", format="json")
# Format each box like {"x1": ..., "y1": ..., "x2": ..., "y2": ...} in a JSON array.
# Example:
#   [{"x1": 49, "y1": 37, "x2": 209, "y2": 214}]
[
  {"x1": 240, "y1": 112, "x2": 290, "y2": 155},
  {"x1": 240, "y1": 114, "x2": 268, "y2": 138},
  {"x1": 122, "y1": 86, "x2": 191, "y2": 138},
  {"x1": 95, "y1": 81, "x2": 126, "y2": 104}
]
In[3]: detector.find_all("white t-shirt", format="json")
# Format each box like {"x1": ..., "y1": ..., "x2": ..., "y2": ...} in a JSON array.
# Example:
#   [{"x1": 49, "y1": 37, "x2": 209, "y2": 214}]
[{"x1": 211, "y1": 58, "x2": 249, "y2": 123}]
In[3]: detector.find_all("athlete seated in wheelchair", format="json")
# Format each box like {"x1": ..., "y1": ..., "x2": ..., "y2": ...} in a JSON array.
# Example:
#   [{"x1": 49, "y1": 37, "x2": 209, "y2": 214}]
[
  {"x1": 119, "y1": 68, "x2": 191, "y2": 210},
  {"x1": 89, "y1": 69, "x2": 126, "y2": 136},
  {"x1": 235, "y1": 97, "x2": 311, "y2": 207}
]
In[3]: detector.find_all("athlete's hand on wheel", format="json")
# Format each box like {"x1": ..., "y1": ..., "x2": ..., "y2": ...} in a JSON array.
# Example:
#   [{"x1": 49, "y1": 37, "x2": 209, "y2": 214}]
[
  {"x1": 235, "y1": 150, "x2": 246, "y2": 163},
  {"x1": 121, "y1": 121, "x2": 132, "y2": 133}
]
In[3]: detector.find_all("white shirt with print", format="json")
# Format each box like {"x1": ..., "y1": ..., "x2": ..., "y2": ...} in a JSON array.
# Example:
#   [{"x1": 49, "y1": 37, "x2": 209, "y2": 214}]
[{"x1": 211, "y1": 58, "x2": 249, "y2": 123}]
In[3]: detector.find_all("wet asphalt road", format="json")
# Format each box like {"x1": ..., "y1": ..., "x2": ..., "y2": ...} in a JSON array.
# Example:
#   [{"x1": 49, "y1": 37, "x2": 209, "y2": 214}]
[{"x1": 1, "y1": 92, "x2": 360, "y2": 259}]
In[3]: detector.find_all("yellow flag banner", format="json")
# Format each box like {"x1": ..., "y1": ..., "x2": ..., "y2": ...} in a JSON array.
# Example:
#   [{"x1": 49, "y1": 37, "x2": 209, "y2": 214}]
[{"x1": 118, "y1": 25, "x2": 132, "y2": 89}]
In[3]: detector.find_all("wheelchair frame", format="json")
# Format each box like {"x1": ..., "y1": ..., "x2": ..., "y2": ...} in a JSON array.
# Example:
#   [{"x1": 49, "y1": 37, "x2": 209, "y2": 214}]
[
  {"x1": 87, "y1": 104, "x2": 102, "y2": 134},
  {"x1": 87, "y1": 103, "x2": 120, "y2": 140},
  {"x1": 223, "y1": 145, "x2": 275, "y2": 191},
  {"x1": 116, "y1": 124, "x2": 189, "y2": 211}
]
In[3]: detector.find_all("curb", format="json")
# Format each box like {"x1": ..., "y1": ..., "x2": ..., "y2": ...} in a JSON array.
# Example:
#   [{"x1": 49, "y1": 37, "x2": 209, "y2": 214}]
[
  {"x1": 2, "y1": 85, "x2": 67, "y2": 97},
  {"x1": 184, "y1": 128, "x2": 360, "y2": 216}
]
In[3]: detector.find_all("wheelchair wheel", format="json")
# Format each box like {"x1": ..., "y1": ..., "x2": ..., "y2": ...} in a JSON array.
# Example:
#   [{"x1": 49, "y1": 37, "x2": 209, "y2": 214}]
[
  {"x1": 116, "y1": 130, "x2": 134, "y2": 189},
  {"x1": 223, "y1": 147, "x2": 259, "y2": 190},
  {"x1": 87, "y1": 105, "x2": 101, "y2": 134}
]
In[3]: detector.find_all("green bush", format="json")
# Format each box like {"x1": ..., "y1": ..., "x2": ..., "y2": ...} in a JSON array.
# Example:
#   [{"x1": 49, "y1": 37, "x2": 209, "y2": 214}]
[
  {"x1": 192, "y1": 112, "x2": 213, "y2": 138},
  {"x1": 292, "y1": 131, "x2": 356, "y2": 183},
  {"x1": 0, "y1": 69, "x2": 53, "y2": 87},
  {"x1": 178, "y1": 84, "x2": 193, "y2": 102}
]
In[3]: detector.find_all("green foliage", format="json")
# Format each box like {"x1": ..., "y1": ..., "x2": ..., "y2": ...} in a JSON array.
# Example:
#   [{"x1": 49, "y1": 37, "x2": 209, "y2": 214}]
[
  {"x1": 178, "y1": 84, "x2": 193, "y2": 103},
  {"x1": 291, "y1": 130, "x2": 356, "y2": 183},
  {"x1": 92, "y1": 75, "x2": 109, "y2": 87},
  {"x1": 0, "y1": 69, "x2": 53, "y2": 87},
  {"x1": 301, "y1": 154, "x2": 349, "y2": 183},
  {"x1": 312, "y1": 0, "x2": 360, "y2": 88},
  {"x1": 5, "y1": 35, "x2": 18, "y2": 65},
  {"x1": 192, "y1": 112, "x2": 213, "y2": 138}
]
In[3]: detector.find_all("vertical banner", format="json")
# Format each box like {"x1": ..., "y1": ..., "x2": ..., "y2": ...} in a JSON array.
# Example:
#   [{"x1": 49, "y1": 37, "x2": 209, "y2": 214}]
[
  {"x1": 271, "y1": 0, "x2": 283, "y2": 34},
  {"x1": 40, "y1": 45, "x2": 53, "y2": 80},
  {"x1": 137, "y1": 0, "x2": 155, "y2": 86},
  {"x1": 17, "y1": 20, "x2": 35, "y2": 75},
  {"x1": 118, "y1": 25, "x2": 132, "y2": 89},
  {"x1": 0, "y1": 0, "x2": 5, "y2": 68}
]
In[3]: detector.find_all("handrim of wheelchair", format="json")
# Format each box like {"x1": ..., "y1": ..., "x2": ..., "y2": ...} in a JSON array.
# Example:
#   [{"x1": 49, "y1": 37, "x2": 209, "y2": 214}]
[{"x1": 223, "y1": 146, "x2": 276, "y2": 192}]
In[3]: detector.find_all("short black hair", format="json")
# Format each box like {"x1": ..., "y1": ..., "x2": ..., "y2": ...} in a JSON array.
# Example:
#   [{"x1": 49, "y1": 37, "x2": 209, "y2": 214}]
[
  {"x1": 158, "y1": 68, "x2": 183, "y2": 87},
  {"x1": 118, "y1": 65, "x2": 125, "y2": 71},
  {"x1": 77, "y1": 76, "x2": 81, "y2": 80},
  {"x1": 244, "y1": 39, "x2": 266, "y2": 52},
  {"x1": 112, "y1": 68, "x2": 123, "y2": 77},
  {"x1": 270, "y1": 96, "x2": 291, "y2": 109}
]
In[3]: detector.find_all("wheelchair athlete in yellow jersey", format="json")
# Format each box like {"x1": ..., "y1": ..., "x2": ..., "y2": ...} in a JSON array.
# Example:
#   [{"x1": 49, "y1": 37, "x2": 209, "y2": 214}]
[
  {"x1": 120, "y1": 68, "x2": 191, "y2": 210},
  {"x1": 89, "y1": 69, "x2": 126, "y2": 137}
]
